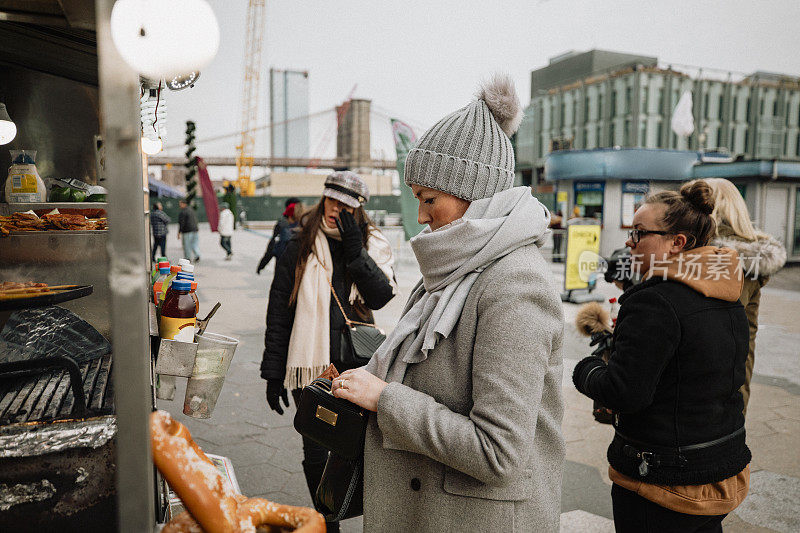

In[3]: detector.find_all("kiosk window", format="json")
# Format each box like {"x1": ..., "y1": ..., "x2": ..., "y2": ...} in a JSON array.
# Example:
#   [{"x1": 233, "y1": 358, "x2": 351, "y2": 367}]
[
  {"x1": 574, "y1": 182, "x2": 604, "y2": 221},
  {"x1": 621, "y1": 181, "x2": 649, "y2": 227}
]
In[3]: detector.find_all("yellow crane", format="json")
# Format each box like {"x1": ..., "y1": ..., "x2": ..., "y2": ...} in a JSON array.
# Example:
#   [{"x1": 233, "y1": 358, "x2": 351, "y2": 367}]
[{"x1": 235, "y1": 0, "x2": 266, "y2": 197}]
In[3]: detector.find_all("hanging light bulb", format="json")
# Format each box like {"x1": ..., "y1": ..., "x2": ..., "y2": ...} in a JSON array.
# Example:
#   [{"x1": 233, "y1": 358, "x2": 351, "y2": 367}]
[
  {"x1": 141, "y1": 136, "x2": 163, "y2": 155},
  {"x1": 111, "y1": 0, "x2": 220, "y2": 79},
  {"x1": 0, "y1": 103, "x2": 17, "y2": 145}
]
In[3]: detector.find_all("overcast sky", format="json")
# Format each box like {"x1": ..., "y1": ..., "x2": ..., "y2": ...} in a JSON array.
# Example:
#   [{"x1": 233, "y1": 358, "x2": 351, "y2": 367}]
[{"x1": 162, "y1": 0, "x2": 800, "y2": 178}]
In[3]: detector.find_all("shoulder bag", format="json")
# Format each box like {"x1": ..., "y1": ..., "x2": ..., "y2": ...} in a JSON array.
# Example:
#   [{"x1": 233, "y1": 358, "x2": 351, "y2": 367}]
[
  {"x1": 326, "y1": 275, "x2": 386, "y2": 367},
  {"x1": 293, "y1": 376, "x2": 367, "y2": 521}
]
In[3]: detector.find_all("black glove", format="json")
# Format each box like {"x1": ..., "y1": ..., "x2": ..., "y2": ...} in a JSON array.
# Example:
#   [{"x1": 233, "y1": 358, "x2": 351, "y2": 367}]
[
  {"x1": 336, "y1": 210, "x2": 364, "y2": 262},
  {"x1": 256, "y1": 254, "x2": 270, "y2": 275},
  {"x1": 266, "y1": 379, "x2": 290, "y2": 415}
]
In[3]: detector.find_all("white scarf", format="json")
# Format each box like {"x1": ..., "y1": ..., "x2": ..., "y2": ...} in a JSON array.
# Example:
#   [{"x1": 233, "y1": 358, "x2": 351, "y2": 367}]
[
  {"x1": 284, "y1": 223, "x2": 397, "y2": 389},
  {"x1": 366, "y1": 187, "x2": 550, "y2": 383}
]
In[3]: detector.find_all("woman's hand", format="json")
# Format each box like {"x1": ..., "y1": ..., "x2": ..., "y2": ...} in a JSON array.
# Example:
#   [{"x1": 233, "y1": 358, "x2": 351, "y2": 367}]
[
  {"x1": 331, "y1": 368, "x2": 387, "y2": 412},
  {"x1": 335, "y1": 211, "x2": 364, "y2": 261}
]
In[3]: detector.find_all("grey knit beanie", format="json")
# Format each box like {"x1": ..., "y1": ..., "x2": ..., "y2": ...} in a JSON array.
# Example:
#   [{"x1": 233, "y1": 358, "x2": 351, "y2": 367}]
[{"x1": 404, "y1": 74, "x2": 524, "y2": 202}]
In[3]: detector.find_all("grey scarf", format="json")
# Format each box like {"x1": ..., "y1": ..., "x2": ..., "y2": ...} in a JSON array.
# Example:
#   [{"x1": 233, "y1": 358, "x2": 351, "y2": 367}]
[{"x1": 366, "y1": 187, "x2": 551, "y2": 383}]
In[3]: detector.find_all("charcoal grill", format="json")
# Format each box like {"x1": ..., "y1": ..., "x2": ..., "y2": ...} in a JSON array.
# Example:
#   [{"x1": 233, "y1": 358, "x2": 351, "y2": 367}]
[{"x1": 0, "y1": 353, "x2": 117, "y2": 532}]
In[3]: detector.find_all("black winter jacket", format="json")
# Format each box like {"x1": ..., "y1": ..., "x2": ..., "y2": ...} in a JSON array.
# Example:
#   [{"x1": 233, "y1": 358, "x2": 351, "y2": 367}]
[
  {"x1": 573, "y1": 278, "x2": 751, "y2": 485},
  {"x1": 178, "y1": 206, "x2": 199, "y2": 234},
  {"x1": 260, "y1": 235, "x2": 394, "y2": 383}
]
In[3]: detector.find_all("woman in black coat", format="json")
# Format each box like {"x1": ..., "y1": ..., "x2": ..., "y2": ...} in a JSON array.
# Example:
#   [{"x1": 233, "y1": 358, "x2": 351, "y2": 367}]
[
  {"x1": 573, "y1": 180, "x2": 751, "y2": 533},
  {"x1": 261, "y1": 171, "x2": 395, "y2": 532}
]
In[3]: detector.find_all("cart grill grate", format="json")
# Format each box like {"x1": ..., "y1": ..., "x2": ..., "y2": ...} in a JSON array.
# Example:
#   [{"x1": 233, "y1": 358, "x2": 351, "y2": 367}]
[{"x1": 0, "y1": 353, "x2": 113, "y2": 425}]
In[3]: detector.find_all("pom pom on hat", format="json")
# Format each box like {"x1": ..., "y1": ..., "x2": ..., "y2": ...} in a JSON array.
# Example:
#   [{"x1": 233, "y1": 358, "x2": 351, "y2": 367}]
[{"x1": 478, "y1": 74, "x2": 524, "y2": 137}]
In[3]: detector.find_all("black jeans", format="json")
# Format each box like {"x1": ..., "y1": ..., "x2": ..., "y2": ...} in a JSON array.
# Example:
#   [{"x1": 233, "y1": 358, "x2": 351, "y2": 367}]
[
  {"x1": 291, "y1": 389, "x2": 339, "y2": 533},
  {"x1": 612, "y1": 483, "x2": 726, "y2": 533},
  {"x1": 220, "y1": 235, "x2": 232, "y2": 255},
  {"x1": 152, "y1": 235, "x2": 167, "y2": 262}
]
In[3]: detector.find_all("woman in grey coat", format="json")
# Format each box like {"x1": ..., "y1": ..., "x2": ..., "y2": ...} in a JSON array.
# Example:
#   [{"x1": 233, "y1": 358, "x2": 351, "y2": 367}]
[{"x1": 331, "y1": 76, "x2": 565, "y2": 532}]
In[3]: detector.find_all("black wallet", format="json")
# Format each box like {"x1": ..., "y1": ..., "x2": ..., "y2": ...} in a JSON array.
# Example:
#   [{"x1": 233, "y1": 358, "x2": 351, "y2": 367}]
[{"x1": 293, "y1": 377, "x2": 369, "y2": 459}]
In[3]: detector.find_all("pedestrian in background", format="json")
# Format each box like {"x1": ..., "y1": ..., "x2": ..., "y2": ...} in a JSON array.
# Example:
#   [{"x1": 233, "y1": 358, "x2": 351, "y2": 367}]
[
  {"x1": 218, "y1": 202, "x2": 234, "y2": 260},
  {"x1": 150, "y1": 201, "x2": 170, "y2": 262},
  {"x1": 573, "y1": 180, "x2": 751, "y2": 533},
  {"x1": 261, "y1": 172, "x2": 396, "y2": 533},
  {"x1": 257, "y1": 197, "x2": 303, "y2": 274},
  {"x1": 703, "y1": 178, "x2": 787, "y2": 414},
  {"x1": 177, "y1": 199, "x2": 201, "y2": 263},
  {"x1": 330, "y1": 76, "x2": 565, "y2": 532}
]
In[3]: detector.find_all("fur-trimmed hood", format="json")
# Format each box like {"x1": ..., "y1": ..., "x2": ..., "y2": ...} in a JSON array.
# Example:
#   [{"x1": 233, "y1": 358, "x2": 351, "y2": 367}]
[{"x1": 711, "y1": 225, "x2": 787, "y2": 278}]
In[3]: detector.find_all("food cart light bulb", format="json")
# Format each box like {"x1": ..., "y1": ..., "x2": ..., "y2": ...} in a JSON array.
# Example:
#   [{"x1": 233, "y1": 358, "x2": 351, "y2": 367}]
[
  {"x1": 141, "y1": 137, "x2": 163, "y2": 155},
  {"x1": 0, "y1": 104, "x2": 17, "y2": 145},
  {"x1": 110, "y1": 0, "x2": 220, "y2": 79}
]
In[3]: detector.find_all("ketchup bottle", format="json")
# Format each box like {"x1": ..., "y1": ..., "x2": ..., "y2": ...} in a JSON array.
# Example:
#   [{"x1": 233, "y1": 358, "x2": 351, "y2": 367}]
[{"x1": 159, "y1": 279, "x2": 196, "y2": 342}]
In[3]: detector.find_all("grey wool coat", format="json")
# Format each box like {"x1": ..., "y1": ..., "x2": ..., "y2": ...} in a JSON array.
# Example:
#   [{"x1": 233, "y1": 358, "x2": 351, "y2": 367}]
[{"x1": 363, "y1": 243, "x2": 565, "y2": 532}]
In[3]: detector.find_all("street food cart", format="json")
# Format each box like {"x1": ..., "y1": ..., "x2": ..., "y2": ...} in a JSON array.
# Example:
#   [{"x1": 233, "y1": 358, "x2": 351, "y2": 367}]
[{"x1": 0, "y1": 2, "x2": 155, "y2": 531}]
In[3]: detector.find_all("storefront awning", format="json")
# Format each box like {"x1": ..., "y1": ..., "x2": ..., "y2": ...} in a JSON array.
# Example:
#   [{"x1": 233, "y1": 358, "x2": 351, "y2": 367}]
[
  {"x1": 148, "y1": 178, "x2": 185, "y2": 198},
  {"x1": 545, "y1": 148, "x2": 702, "y2": 182},
  {"x1": 692, "y1": 159, "x2": 800, "y2": 180}
]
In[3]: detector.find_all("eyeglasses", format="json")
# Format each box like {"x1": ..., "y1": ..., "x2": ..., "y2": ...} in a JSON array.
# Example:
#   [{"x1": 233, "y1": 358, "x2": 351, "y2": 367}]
[{"x1": 627, "y1": 228, "x2": 671, "y2": 244}]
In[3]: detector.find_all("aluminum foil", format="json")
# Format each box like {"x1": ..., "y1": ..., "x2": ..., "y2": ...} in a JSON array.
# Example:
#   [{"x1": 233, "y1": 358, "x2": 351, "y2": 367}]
[
  {"x1": 1, "y1": 306, "x2": 111, "y2": 363},
  {"x1": 0, "y1": 479, "x2": 56, "y2": 511},
  {"x1": 0, "y1": 416, "x2": 116, "y2": 458}
]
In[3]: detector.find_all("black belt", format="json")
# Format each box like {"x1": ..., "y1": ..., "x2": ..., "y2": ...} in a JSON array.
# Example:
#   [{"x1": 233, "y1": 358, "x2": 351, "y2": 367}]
[{"x1": 616, "y1": 426, "x2": 745, "y2": 477}]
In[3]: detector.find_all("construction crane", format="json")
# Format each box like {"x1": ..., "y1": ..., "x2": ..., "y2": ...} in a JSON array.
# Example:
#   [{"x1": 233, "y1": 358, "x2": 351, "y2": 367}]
[
  {"x1": 235, "y1": 0, "x2": 266, "y2": 197},
  {"x1": 307, "y1": 84, "x2": 357, "y2": 169}
]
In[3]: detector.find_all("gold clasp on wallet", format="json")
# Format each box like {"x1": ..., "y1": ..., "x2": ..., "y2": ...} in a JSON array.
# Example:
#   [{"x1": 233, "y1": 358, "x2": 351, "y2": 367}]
[{"x1": 316, "y1": 405, "x2": 338, "y2": 426}]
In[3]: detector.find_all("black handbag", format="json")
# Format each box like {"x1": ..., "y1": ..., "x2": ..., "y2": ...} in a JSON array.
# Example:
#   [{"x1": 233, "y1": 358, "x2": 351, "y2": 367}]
[
  {"x1": 293, "y1": 377, "x2": 368, "y2": 521},
  {"x1": 316, "y1": 452, "x2": 364, "y2": 521},
  {"x1": 293, "y1": 377, "x2": 368, "y2": 459}
]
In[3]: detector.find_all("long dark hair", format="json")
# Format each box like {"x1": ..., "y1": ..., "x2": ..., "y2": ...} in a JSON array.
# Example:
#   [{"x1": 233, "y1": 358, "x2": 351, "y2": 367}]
[
  {"x1": 645, "y1": 180, "x2": 716, "y2": 250},
  {"x1": 289, "y1": 198, "x2": 375, "y2": 307}
]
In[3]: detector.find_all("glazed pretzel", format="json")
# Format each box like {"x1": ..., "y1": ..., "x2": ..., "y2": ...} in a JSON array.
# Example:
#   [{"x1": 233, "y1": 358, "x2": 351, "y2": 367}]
[{"x1": 151, "y1": 410, "x2": 325, "y2": 533}]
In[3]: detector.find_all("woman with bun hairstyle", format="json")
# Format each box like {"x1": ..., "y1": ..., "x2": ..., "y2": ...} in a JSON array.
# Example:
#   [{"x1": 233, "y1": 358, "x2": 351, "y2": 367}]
[
  {"x1": 703, "y1": 178, "x2": 787, "y2": 414},
  {"x1": 329, "y1": 76, "x2": 564, "y2": 531},
  {"x1": 573, "y1": 180, "x2": 751, "y2": 532}
]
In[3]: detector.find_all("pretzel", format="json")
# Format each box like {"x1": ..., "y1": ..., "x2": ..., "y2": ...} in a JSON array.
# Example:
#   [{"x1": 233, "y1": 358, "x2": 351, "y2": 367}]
[{"x1": 151, "y1": 410, "x2": 325, "y2": 533}]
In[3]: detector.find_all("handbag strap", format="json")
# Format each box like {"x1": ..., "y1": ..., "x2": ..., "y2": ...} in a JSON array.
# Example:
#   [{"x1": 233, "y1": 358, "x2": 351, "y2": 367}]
[
  {"x1": 324, "y1": 273, "x2": 380, "y2": 329},
  {"x1": 312, "y1": 247, "x2": 380, "y2": 330}
]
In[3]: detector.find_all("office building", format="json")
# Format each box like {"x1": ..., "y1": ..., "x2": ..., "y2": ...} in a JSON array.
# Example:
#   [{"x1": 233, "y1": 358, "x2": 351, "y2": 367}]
[
  {"x1": 270, "y1": 69, "x2": 310, "y2": 167},
  {"x1": 515, "y1": 50, "x2": 800, "y2": 185}
]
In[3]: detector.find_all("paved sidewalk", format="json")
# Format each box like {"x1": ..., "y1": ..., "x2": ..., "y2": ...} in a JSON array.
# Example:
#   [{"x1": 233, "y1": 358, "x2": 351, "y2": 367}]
[{"x1": 157, "y1": 224, "x2": 800, "y2": 532}]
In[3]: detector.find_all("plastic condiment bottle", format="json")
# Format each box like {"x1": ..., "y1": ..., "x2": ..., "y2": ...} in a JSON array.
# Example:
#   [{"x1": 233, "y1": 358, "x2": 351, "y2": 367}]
[
  {"x1": 158, "y1": 279, "x2": 196, "y2": 342},
  {"x1": 177, "y1": 274, "x2": 199, "y2": 314},
  {"x1": 5, "y1": 150, "x2": 46, "y2": 203},
  {"x1": 152, "y1": 266, "x2": 170, "y2": 304},
  {"x1": 164, "y1": 271, "x2": 193, "y2": 304},
  {"x1": 190, "y1": 281, "x2": 199, "y2": 314},
  {"x1": 151, "y1": 256, "x2": 168, "y2": 284},
  {"x1": 157, "y1": 266, "x2": 182, "y2": 307}
]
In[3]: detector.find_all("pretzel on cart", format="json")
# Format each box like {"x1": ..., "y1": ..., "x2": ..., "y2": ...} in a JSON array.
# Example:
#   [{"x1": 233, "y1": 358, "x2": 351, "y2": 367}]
[{"x1": 150, "y1": 410, "x2": 325, "y2": 533}]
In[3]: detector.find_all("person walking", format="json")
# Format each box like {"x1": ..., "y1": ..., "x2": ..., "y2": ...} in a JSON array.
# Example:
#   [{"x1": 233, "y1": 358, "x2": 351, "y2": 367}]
[
  {"x1": 218, "y1": 202, "x2": 234, "y2": 260},
  {"x1": 177, "y1": 199, "x2": 200, "y2": 263},
  {"x1": 257, "y1": 197, "x2": 303, "y2": 275},
  {"x1": 573, "y1": 180, "x2": 752, "y2": 533},
  {"x1": 150, "y1": 201, "x2": 170, "y2": 262},
  {"x1": 261, "y1": 172, "x2": 396, "y2": 533},
  {"x1": 703, "y1": 178, "x2": 787, "y2": 414},
  {"x1": 329, "y1": 76, "x2": 565, "y2": 532}
]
